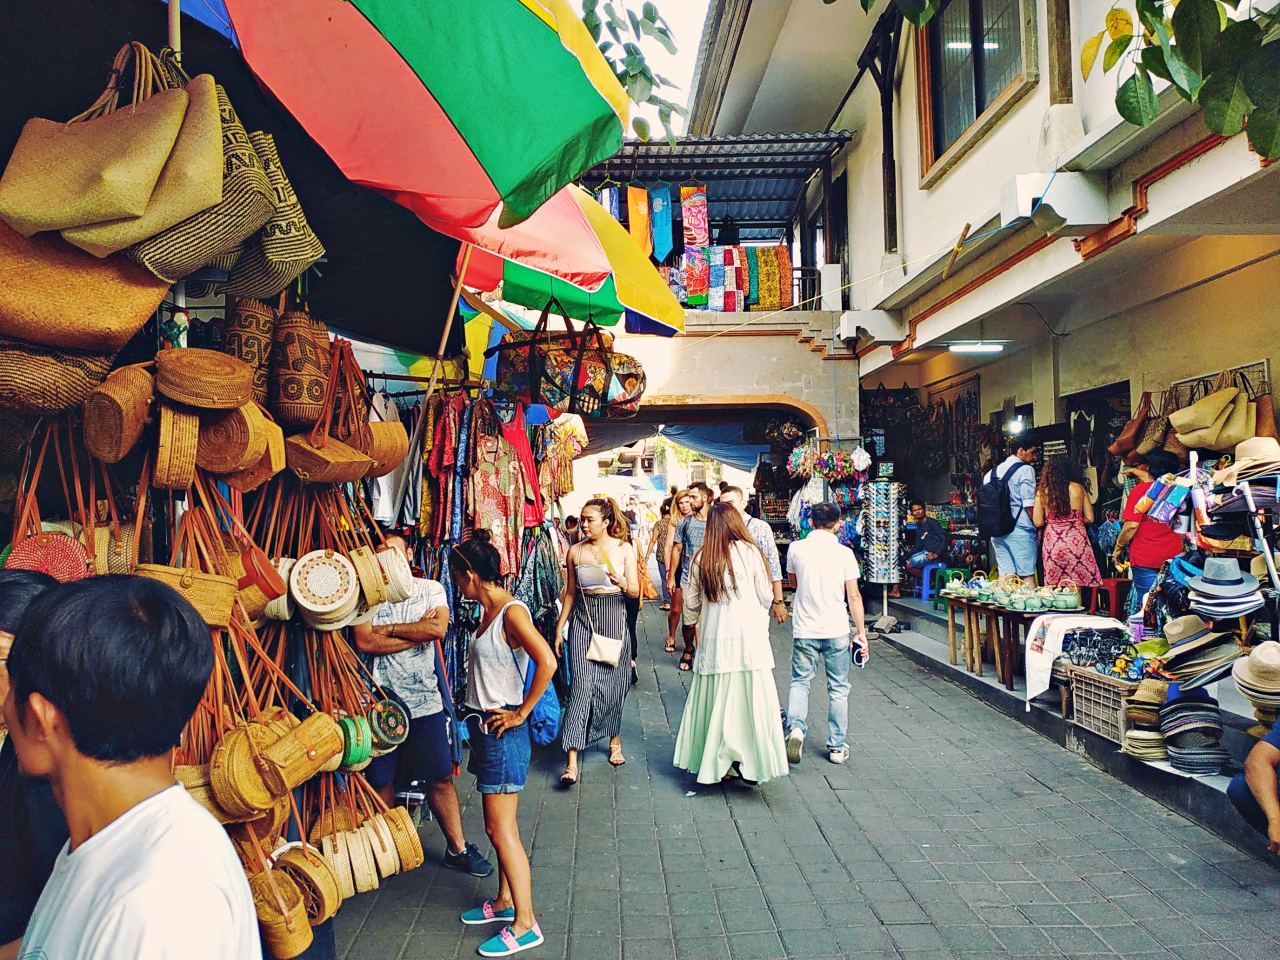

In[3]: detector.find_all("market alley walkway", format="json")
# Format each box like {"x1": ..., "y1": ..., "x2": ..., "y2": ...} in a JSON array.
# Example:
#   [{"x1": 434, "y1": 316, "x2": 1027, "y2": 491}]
[{"x1": 335, "y1": 605, "x2": 1280, "y2": 960}]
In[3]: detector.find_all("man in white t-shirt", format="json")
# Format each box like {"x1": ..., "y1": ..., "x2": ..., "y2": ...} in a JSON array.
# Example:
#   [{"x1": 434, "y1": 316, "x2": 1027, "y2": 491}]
[
  {"x1": 3, "y1": 575, "x2": 259, "y2": 960},
  {"x1": 784, "y1": 502, "x2": 868, "y2": 766}
]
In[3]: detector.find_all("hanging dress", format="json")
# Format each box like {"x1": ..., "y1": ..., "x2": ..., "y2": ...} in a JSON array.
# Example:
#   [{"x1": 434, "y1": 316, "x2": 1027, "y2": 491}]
[{"x1": 561, "y1": 551, "x2": 630, "y2": 751}]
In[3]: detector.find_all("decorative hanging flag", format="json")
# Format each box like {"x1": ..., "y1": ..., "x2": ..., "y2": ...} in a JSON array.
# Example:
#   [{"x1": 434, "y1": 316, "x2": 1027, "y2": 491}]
[
  {"x1": 626, "y1": 186, "x2": 652, "y2": 256},
  {"x1": 681, "y1": 185, "x2": 708, "y2": 246},
  {"x1": 596, "y1": 186, "x2": 621, "y2": 220},
  {"x1": 683, "y1": 246, "x2": 709, "y2": 306},
  {"x1": 650, "y1": 185, "x2": 673, "y2": 262}
]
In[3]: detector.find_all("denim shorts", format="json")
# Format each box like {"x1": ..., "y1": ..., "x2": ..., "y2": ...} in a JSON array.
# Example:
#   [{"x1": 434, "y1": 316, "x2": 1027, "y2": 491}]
[{"x1": 465, "y1": 708, "x2": 531, "y2": 794}]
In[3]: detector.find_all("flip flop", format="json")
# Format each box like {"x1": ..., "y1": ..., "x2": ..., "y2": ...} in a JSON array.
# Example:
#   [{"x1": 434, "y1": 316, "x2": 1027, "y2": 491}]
[
  {"x1": 659, "y1": 603, "x2": 671, "y2": 611},
  {"x1": 678, "y1": 650, "x2": 694, "y2": 672},
  {"x1": 663, "y1": 641, "x2": 676, "y2": 653}
]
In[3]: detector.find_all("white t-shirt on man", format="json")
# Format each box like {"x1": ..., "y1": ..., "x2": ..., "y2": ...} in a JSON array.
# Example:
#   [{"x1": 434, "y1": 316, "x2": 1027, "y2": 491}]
[
  {"x1": 19, "y1": 784, "x2": 261, "y2": 960},
  {"x1": 787, "y1": 528, "x2": 860, "y2": 639}
]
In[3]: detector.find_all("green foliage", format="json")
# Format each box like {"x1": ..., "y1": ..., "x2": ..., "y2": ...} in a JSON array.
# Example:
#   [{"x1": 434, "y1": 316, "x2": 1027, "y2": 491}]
[
  {"x1": 581, "y1": 0, "x2": 688, "y2": 143},
  {"x1": 1082, "y1": 1, "x2": 1280, "y2": 158}
]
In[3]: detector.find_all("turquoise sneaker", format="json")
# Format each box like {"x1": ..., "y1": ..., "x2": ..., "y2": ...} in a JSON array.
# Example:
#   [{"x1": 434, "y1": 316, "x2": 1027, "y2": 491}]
[
  {"x1": 477, "y1": 924, "x2": 544, "y2": 957},
  {"x1": 460, "y1": 900, "x2": 516, "y2": 926}
]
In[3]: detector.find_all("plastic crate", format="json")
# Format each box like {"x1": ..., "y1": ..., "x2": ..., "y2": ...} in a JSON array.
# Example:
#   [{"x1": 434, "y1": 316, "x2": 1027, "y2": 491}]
[{"x1": 1067, "y1": 665, "x2": 1136, "y2": 744}]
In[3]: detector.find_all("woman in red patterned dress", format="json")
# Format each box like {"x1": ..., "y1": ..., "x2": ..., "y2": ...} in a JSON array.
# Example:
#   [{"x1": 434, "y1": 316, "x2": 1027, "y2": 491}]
[{"x1": 1033, "y1": 456, "x2": 1102, "y2": 588}]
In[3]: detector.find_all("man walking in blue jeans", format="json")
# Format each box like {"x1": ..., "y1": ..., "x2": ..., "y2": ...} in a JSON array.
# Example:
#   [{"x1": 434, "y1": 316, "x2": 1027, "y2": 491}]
[{"x1": 785, "y1": 502, "x2": 868, "y2": 765}]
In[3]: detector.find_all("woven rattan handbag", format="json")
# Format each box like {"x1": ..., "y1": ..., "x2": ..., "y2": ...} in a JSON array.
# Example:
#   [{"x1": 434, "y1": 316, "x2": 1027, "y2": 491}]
[
  {"x1": 224, "y1": 132, "x2": 325, "y2": 299},
  {"x1": 7, "y1": 427, "x2": 94, "y2": 583},
  {"x1": 155, "y1": 347, "x2": 254, "y2": 410},
  {"x1": 136, "y1": 563, "x2": 236, "y2": 626},
  {"x1": 290, "y1": 549, "x2": 359, "y2": 631},
  {"x1": 285, "y1": 350, "x2": 372, "y2": 483},
  {"x1": 0, "y1": 335, "x2": 115, "y2": 415},
  {"x1": 174, "y1": 763, "x2": 251, "y2": 825},
  {"x1": 260, "y1": 711, "x2": 344, "y2": 790},
  {"x1": 62, "y1": 44, "x2": 223, "y2": 257},
  {"x1": 209, "y1": 723, "x2": 284, "y2": 819},
  {"x1": 126, "y1": 52, "x2": 275, "y2": 283},
  {"x1": 271, "y1": 306, "x2": 327, "y2": 428},
  {"x1": 222, "y1": 297, "x2": 275, "y2": 405},
  {"x1": 250, "y1": 870, "x2": 313, "y2": 960},
  {"x1": 224, "y1": 415, "x2": 285, "y2": 493},
  {"x1": 153, "y1": 402, "x2": 198, "y2": 490},
  {"x1": 196, "y1": 401, "x2": 268, "y2": 473},
  {"x1": 383, "y1": 806, "x2": 425, "y2": 871},
  {"x1": 343, "y1": 825, "x2": 379, "y2": 894},
  {"x1": 84, "y1": 363, "x2": 153, "y2": 463},
  {"x1": 363, "y1": 819, "x2": 400, "y2": 879},
  {"x1": 319, "y1": 831, "x2": 357, "y2": 901},
  {"x1": 0, "y1": 42, "x2": 186, "y2": 237},
  {"x1": 275, "y1": 844, "x2": 341, "y2": 925},
  {"x1": 0, "y1": 223, "x2": 169, "y2": 354}
]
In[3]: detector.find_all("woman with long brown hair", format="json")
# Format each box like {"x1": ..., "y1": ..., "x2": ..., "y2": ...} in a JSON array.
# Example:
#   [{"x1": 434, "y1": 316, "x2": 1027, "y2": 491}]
[
  {"x1": 673, "y1": 502, "x2": 788, "y2": 785},
  {"x1": 554, "y1": 497, "x2": 638, "y2": 785},
  {"x1": 1033, "y1": 455, "x2": 1102, "y2": 588}
]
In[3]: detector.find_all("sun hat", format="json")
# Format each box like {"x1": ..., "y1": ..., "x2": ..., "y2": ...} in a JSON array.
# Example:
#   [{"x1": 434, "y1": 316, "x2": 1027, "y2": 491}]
[
  {"x1": 1128, "y1": 678, "x2": 1170, "y2": 706},
  {"x1": 1250, "y1": 551, "x2": 1280, "y2": 580},
  {"x1": 1211, "y1": 436, "x2": 1280, "y2": 487},
  {"x1": 1189, "y1": 592, "x2": 1264, "y2": 620},
  {"x1": 1186, "y1": 557, "x2": 1259, "y2": 598},
  {"x1": 1162, "y1": 615, "x2": 1233, "y2": 657},
  {"x1": 1234, "y1": 641, "x2": 1280, "y2": 693},
  {"x1": 1211, "y1": 482, "x2": 1280, "y2": 514}
]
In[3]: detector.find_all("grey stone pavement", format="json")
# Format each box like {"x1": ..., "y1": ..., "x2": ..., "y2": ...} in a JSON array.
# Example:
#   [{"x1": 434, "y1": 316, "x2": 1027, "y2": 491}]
[{"x1": 335, "y1": 603, "x2": 1280, "y2": 960}]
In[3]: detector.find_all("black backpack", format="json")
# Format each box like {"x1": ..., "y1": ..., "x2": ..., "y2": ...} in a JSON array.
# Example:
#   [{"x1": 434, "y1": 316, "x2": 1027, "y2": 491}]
[{"x1": 977, "y1": 461, "x2": 1030, "y2": 538}]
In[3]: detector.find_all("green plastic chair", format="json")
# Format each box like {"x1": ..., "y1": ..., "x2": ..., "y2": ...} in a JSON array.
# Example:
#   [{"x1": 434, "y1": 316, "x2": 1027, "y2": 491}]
[{"x1": 932, "y1": 567, "x2": 970, "y2": 611}]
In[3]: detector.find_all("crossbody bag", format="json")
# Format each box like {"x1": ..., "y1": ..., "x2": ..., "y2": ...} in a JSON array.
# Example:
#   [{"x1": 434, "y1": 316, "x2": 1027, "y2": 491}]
[{"x1": 581, "y1": 544, "x2": 625, "y2": 668}]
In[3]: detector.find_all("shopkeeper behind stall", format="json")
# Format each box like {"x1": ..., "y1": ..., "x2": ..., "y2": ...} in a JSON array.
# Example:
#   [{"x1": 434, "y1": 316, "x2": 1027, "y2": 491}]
[
  {"x1": 1112, "y1": 451, "x2": 1184, "y2": 610},
  {"x1": 905, "y1": 501, "x2": 947, "y2": 574}
]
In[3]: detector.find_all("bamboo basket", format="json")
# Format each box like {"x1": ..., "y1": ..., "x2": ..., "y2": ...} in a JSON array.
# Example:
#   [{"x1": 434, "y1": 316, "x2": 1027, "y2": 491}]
[
  {"x1": 284, "y1": 433, "x2": 371, "y2": 484},
  {"x1": 365, "y1": 420, "x2": 409, "y2": 478},
  {"x1": 174, "y1": 762, "x2": 254, "y2": 825},
  {"x1": 224, "y1": 416, "x2": 285, "y2": 493},
  {"x1": 209, "y1": 723, "x2": 284, "y2": 819},
  {"x1": 364, "y1": 816, "x2": 400, "y2": 879},
  {"x1": 348, "y1": 545, "x2": 388, "y2": 607},
  {"x1": 343, "y1": 825, "x2": 379, "y2": 894}
]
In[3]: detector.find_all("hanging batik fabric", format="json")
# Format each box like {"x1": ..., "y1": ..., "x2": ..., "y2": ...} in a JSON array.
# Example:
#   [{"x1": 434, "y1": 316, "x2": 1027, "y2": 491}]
[
  {"x1": 681, "y1": 185, "x2": 708, "y2": 245},
  {"x1": 745, "y1": 246, "x2": 760, "y2": 305},
  {"x1": 776, "y1": 244, "x2": 794, "y2": 308},
  {"x1": 596, "y1": 185, "x2": 620, "y2": 220},
  {"x1": 470, "y1": 401, "x2": 524, "y2": 576},
  {"x1": 650, "y1": 185, "x2": 673, "y2": 262},
  {"x1": 626, "y1": 186, "x2": 652, "y2": 256},
  {"x1": 683, "y1": 246, "x2": 709, "y2": 306}
]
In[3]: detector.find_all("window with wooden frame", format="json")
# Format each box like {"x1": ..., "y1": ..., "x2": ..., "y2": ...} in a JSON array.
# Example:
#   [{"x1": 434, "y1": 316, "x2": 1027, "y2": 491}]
[{"x1": 917, "y1": 0, "x2": 1037, "y2": 187}]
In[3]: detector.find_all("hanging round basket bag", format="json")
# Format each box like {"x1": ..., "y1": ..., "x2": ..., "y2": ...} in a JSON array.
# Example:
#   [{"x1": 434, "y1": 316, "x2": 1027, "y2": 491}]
[
  {"x1": 196, "y1": 401, "x2": 268, "y2": 474},
  {"x1": 271, "y1": 310, "x2": 327, "y2": 427},
  {"x1": 7, "y1": 532, "x2": 92, "y2": 583},
  {"x1": 365, "y1": 420, "x2": 410, "y2": 478},
  {"x1": 83, "y1": 364, "x2": 153, "y2": 463},
  {"x1": 222, "y1": 297, "x2": 276, "y2": 405},
  {"x1": 249, "y1": 869, "x2": 313, "y2": 959},
  {"x1": 383, "y1": 806, "x2": 425, "y2": 871},
  {"x1": 337, "y1": 714, "x2": 373, "y2": 769},
  {"x1": 319, "y1": 831, "x2": 356, "y2": 901},
  {"x1": 261, "y1": 711, "x2": 344, "y2": 791},
  {"x1": 368, "y1": 698, "x2": 410, "y2": 751},
  {"x1": 225, "y1": 416, "x2": 285, "y2": 493},
  {"x1": 308, "y1": 804, "x2": 355, "y2": 846},
  {"x1": 265, "y1": 557, "x2": 297, "y2": 621},
  {"x1": 343, "y1": 825, "x2": 380, "y2": 895},
  {"x1": 209, "y1": 725, "x2": 281, "y2": 820},
  {"x1": 153, "y1": 403, "x2": 198, "y2": 490},
  {"x1": 348, "y1": 545, "x2": 388, "y2": 607},
  {"x1": 155, "y1": 347, "x2": 255, "y2": 410},
  {"x1": 275, "y1": 843, "x2": 342, "y2": 926},
  {"x1": 377, "y1": 545, "x2": 414, "y2": 604},
  {"x1": 363, "y1": 819, "x2": 400, "y2": 880},
  {"x1": 290, "y1": 549, "x2": 357, "y2": 616},
  {"x1": 174, "y1": 762, "x2": 256, "y2": 826}
]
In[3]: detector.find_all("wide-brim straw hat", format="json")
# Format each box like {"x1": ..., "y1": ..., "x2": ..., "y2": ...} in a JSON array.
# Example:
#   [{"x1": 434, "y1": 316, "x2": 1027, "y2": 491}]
[
  {"x1": 1211, "y1": 436, "x2": 1280, "y2": 487},
  {"x1": 1234, "y1": 641, "x2": 1280, "y2": 693},
  {"x1": 1187, "y1": 557, "x2": 1260, "y2": 598},
  {"x1": 1163, "y1": 615, "x2": 1233, "y2": 659}
]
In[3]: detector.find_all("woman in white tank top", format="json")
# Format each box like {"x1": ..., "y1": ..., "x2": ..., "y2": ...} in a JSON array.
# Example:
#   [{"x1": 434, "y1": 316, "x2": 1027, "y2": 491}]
[{"x1": 449, "y1": 532, "x2": 557, "y2": 957}]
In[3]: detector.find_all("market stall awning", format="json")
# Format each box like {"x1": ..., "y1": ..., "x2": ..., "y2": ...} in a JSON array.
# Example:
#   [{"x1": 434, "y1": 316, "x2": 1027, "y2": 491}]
[
  {"x1": 456, "y1": 187, "x2": 685, "y2": 336},
  {"x1": 176, "y1": 0, "x2": 628, "y2": 235},
  {"x1": 582, "y1": 133, "x2": 851, "y2": 242},
  {"x1": 659, "y1": 424, "x2": 770, "y2": 473}
]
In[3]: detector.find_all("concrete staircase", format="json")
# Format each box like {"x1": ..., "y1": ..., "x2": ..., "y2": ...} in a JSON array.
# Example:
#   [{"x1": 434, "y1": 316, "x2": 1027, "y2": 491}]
[{"x1": 682, "y1": 309, "x2": 855, "y2": 361}]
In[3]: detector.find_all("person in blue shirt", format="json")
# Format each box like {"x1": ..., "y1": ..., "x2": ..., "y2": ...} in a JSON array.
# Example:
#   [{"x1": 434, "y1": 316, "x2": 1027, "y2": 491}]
[
  {"x1": 983, "y1": 440, "x2": 1039, "y2": 584},
  {"x1": 1228, "y1": 717, "x2": 1280, "y2": 854}
]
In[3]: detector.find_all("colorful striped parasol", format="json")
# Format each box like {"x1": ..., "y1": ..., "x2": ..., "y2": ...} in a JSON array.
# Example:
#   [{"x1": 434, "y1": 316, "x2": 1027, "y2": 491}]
[
  {"x1": 454, "y1": 186, "x2": 684, "y2": 337},
  {"x1": 177, "y1": 0, "x2": 627, "y2": 246}
]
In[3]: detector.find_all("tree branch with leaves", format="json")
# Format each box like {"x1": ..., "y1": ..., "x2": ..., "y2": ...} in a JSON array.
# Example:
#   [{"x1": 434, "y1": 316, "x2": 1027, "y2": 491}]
[{"x1": 582, "y1": 0, "x2": 689, "y2": 143}]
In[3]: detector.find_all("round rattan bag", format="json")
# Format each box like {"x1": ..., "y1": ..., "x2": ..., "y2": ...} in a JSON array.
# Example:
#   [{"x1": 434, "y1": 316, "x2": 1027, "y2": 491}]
[
  {"x1": 7, "y1": 532, "x2": 92, "y2": 583},
  {"x1": 196, "y1": 402, "x2": 268, "y2": 474},
  {"x1": 289, "y1": 550, "x2": 357, "y2": 618},
  {"x1": 343, "y1": 825, "x2": 380, "y2": 894},
  {"x1": 275, "y1": 843, "x2": 341, "y2": 925},
  {"x1": 84, "y1": 364, "x2": 153, "y2": 463},
  {"x1": 364, "y1": 816, "x2": 401, "y2": 879},
  {"x1": 250, "y1": 869, "x2": 313, "y2": 959},
  {"x1": 377, "y1": 545, "x2": 414, "y2": 604},
  {"x1": 154, "y1": 403, "x2": 198, "y2": 490},
  {"x1": 319, "y1": 831, "x2": 356, "y2": 901},
  {"x1": 155, "y1": 348, "x2": 254, "y2": 410},
  {"x1": 383, "y1": 806, "x2": 425, "y2": 871}
]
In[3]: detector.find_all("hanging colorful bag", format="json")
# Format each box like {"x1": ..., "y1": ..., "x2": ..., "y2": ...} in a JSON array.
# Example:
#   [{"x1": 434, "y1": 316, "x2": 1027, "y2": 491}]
[{"x1": 1108, "y1": 391, "x2": 1151, "y2": 456}]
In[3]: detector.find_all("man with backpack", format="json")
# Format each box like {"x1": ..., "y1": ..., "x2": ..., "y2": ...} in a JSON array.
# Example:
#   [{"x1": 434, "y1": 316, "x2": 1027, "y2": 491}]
[{"x1": 980, "y1": 439, "x2": 1039, "y2": 583}]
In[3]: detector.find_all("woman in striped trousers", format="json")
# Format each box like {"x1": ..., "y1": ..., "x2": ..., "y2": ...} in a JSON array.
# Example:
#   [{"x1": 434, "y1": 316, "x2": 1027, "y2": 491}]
[{"x1": 555, "y1": 498, "x2": 639, "y2": 785}]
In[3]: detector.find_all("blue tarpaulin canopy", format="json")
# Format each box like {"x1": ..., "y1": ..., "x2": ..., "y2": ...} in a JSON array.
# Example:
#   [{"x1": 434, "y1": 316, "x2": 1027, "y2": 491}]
[{"x1": 658, "y1": 424, "x2": 769, "y2": 473}]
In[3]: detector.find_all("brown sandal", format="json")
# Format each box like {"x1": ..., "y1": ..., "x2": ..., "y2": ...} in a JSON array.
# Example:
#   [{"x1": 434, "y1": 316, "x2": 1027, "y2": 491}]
[{"x1": 664, "y1": 640, "x2": 676, "y2": 653}]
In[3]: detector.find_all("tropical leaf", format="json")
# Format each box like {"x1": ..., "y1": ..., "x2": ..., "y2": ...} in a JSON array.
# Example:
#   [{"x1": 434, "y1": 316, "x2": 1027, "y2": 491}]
[
  {"x1": 1172, "y1": 0, "x2": 1224, "y2": 82},
  {"x1": 1243, "y1": 35, "x2": 1280, "y2": 112},
  {"x1": 892, "y1": 0, "x2": 940, "y2": 27},
  {"x1": 1135, "y1": 0, "x2": 1165, "y2": 34},
  {"x1": 1104, "y1": 34, "x2": 1135, "y2": 72},
  {"x1": 1247, "y1": 105, "x2": 1280, "y2": 156},
  {"x1": 1117, "y1": 66, "x2": 1160, "y2": 124},
  {"x1": 1082, "y1": 31, "x2": 1106, "y2": 80},
  {"x1": 1106, "y1": 7, "x2": 1134, "y2": 39},
  {"x1": 633, "y1": 116, "x2": 651, "y2": 141},
  {"x1": 1141, "y1": 44, "x2": 1172, "y2": 82},
  {"x1": 1199, "y1": 19, "x2": 1261, "y2": 134}
]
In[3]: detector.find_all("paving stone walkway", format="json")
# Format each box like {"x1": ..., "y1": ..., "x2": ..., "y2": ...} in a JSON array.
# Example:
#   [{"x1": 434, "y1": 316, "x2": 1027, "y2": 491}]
[{"x1": 335, "y1": 604, "x2": 1280, "y2": 960}]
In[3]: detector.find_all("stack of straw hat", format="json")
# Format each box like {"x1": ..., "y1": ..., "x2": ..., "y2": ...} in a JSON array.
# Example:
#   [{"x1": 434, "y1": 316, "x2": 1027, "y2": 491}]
[{"x1": 1123, "y1": 680, "x2": 1170, "y2": 760}]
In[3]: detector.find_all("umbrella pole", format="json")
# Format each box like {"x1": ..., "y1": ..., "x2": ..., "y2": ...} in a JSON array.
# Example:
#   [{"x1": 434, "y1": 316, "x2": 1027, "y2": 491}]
[{"x1": 424, "y1": 243, "x2": 473, "y2": 401}]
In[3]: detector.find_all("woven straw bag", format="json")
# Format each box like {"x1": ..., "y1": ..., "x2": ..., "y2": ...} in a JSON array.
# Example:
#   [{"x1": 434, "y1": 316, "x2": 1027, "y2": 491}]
[
  {"x1": 349, "y1": 545, "x2": 388, "y2": 607},
  {"x1": 261, "y1": 711, "x2": 344, "y2": 790},
  {"x1": 369, "y1": 699, "x2": 410, "y2": 751},
  {"x1": 0, "y1": 223, "x2": 169, "y2": 353},
  {"x1": 197, "y1": 402, "x2": 267, "y2": 473},
  {"x1": 337, "y1": 715, "x2": 373, "y2": 768},
  {"x1": 308, "y1": 805, "x2": 356, "y2": 846},
  {"x1": 250, "y1": 870, "x2": 313, "y2": 960},
  {"x1": 319, "y1": 832, "x2": 356, "y2": 901},
  {"x1": 0, "y1": 336, "x2": 114, "y2": 415},
  {"x1": 84, "y1": 364, "x2": 153, "y2": 463},
  {"x1": 343, "y1": 826, "x2": 380, "y2": 894},
  {"x1": 62, "y1": 46, "x2": 224, "y2": 257},
  {"x1": 0, "y1": 412, "x2": 30, "y2": 470},
  {"x1": 222, "y1": 297, "x2": 275, "y2": 404},
  {"x1": 275, "y1": 844, "x2": 341, "y2": 926},
  {"x1": 384, "y1": 806, "x2": 425, "y2": 871},
  {"x1": 126, "y1": 73, "x2": 275, "y2": 282},
  {"x1": 225, "y1": 417, "x2": 285, "y2": 493},
  {"x1": 377, "y1": 546, "x2": 414, "y2": 604},
  {"x1": 135, "y1": 563, "x2": 237, "y2": 627},
  {"x1": 155, "y1": 348, "x2": 254, "y2": 409},
  {"x1": 290, "y1": 550, "x2": 358, "y2": 616},
  {"x1": 0, "y1": 42, "x2": 187, "y2": 237},
  {"x1": 225, "y1": 133, "x2": 325, "y2": 298},
  {"x1": 174, "y1": 763, "x2": 250, "y2": 826},
  {"x1": 285, "y1": 434, "x2": 371, "y2": 484},
  {"x1": 7, "y1": 533, "x2": 92, "y2": 583},
  {"x1": 264, "y1": 557, "x2": 296, "y2": 621},
  {"x1": 209, "y1": 724, "x2": 283, "y2": 819},
  {"x1": 271, "y1": 309, "x2": 327, "y2": 427},
  {"x1": 363, "y1": 820, "x2": 400, "y2": 879},
  {"x1": 365, "y1": 420, "x2": 410, "y2": 479},
  {"x1": 153, "y1": 403, "x2": 198, "y2": 490}
]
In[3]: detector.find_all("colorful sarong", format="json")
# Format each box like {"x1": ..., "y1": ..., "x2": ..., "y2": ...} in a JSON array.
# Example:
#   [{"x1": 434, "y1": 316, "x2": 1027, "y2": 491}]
[
  {"x1": 650, "y1": 185, "x2": 673, "y2": 262},
  {"x1": 683, "y1": 246, "x2": 709, "y2": 306},
  {"x1": 775, "y1": 244, "x2": 793, "y2": 308},
  {"x1": 745, "y1": 246, "x2": 759, "y2": 305},
  {"x1": 753, "y1": 246, "x2": 781, "y2": 311}
]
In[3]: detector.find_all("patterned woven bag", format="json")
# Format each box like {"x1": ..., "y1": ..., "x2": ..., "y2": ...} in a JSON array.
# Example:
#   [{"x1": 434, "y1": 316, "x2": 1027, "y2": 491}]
[
  {"x1": 83, "y1": 363, "x2": 153, "y2": 463},
  {"x1": 224, "y1": 132, "x2": 325, "y2": 298},
  {"x1": 271, "y1": 309, "x2": 326, "y2": 427},
  {"x1": 221, "y1": 297, "x2": 275, "y2": 405},
  {"x1": 0, "y1": 336, "x2": 114, "y2": 414}
]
